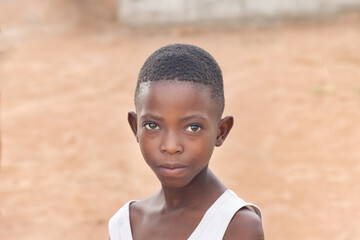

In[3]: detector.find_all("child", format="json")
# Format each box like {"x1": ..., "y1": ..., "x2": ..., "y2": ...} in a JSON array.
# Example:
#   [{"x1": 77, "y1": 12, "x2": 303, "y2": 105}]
[{"x1": 109, "y1": 44, "x2": 264, "y2": 240}]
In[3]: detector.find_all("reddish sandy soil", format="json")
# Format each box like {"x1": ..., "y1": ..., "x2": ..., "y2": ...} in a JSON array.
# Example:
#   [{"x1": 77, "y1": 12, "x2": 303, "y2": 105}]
[{"x1": 1, "y1": 1, "x2": 360, "y2": 239}]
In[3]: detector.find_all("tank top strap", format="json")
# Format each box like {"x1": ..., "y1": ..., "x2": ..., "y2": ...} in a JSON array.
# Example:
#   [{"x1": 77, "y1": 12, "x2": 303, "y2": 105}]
[
  {"x1": 188, "y1": 190, "x2": 261, "y2": 240},
  {"x1": 109, "y1": 201, "x2": 135, "y2": 240}
]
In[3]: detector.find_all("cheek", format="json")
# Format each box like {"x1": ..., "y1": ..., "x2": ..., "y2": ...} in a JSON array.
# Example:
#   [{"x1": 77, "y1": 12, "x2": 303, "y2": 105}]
[
  {"x1": 188, "y1": 135, "x2": 216, "y2": 160},
  {"x1": 138, "y1": 132, "x2": 159, "y2": 160}
]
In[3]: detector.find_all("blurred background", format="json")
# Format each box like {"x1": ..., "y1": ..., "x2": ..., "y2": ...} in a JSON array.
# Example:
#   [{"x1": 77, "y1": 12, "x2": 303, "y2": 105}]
[{"x1": 1, "y1": 0, "x2": 360, "y2": 239}]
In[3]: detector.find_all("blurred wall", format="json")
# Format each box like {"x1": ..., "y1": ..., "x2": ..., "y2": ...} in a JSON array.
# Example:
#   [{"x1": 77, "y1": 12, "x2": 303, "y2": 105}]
[{"x1": 118, "y1": 0, "x2": 360, "y2": 25}]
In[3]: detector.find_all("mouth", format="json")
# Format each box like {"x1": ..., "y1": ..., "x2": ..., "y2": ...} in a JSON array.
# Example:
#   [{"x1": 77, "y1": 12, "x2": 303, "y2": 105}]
[{"x1": 157, "y1": 163, "x2": 188, "y2": 176}]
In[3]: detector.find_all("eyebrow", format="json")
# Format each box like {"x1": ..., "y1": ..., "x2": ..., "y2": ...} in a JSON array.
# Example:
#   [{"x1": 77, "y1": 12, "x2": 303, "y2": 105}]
[
  {"x1": 180, "y1": 114, "x2": 208, "y2": 122},
  {"x1": 140, "y1": 113, "x2": 164, "y2": 121},
  {"x1": 140, "y1": 113, "x2": 208, "y2": 122}
]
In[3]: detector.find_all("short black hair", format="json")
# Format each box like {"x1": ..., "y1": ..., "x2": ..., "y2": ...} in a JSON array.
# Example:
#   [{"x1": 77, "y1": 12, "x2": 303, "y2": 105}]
[{"x1": 135, "y1": 43, "x2": 225, "y2": 114}]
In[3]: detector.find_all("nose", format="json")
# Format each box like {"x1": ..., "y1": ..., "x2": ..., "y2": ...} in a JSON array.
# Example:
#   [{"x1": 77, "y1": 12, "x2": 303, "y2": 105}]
[{"x1": 160, "y1": 130, "x2": 183, "y2": 154}]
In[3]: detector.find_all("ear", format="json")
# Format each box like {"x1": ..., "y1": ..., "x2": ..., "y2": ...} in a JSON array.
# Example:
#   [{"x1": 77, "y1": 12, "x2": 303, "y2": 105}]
[
  {"x1": 215, "y1": 116, "x2": 234, "y2": 147},
  {"x1": 128, "y1": 111, "x2": 139, "y2": 142}
]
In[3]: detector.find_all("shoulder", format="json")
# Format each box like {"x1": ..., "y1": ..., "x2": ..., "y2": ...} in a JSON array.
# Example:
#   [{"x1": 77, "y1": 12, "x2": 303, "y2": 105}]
[
  {"x1": 129, "y1": 196, "x2": 154, "y2": 214},
  {"x1": 129, "y1": 200, "x2": 144, "y2": 221},
  {"x1": 223, "y1": 208, "x2": 264, "y2": 240},
  {"x1": 129, "y1": 197, "x2": 157, "y2": 225}
]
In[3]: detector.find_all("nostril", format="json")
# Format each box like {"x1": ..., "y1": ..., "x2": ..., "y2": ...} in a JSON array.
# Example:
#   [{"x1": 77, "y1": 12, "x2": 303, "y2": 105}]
[
  {"x1": 160, "y1": 131, "x2": 183, "y2": 154},
  {"x1": 160, "y1": 143, "x2": 183, "y2": 154}
]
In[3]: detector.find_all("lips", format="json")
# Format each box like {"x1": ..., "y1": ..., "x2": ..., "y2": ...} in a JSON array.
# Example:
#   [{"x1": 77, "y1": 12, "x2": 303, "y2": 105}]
[
  {"x1": 159, "y1": 163, "x2": 186, "y2": 169},
  {"x1": 157, "y1": 163, "x2": 188, "y2": 176}
]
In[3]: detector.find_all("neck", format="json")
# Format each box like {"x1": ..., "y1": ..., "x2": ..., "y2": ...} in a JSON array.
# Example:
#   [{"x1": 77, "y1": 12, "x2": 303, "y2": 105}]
[{"x1": 159, "y1": 167, "x2": 226, "y2": 211}]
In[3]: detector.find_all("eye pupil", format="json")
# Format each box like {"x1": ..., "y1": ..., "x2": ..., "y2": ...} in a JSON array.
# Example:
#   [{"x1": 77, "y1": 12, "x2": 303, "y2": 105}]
[
  {"x1": 191, "y1": 126, "x2": 198, "y2": 131},
  {"x1": 144, "y1": 122, "x2": 158, "y2": 130},
  {"x1": 187, "y1": 125, "x2": 201, "y2": 132}
]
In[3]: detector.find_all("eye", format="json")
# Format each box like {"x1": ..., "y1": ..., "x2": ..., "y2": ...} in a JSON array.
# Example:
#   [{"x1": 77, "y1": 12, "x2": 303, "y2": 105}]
[
  {"x1": 185, "y1": 124, "x2": 202, "y2": 133},
  {"x1": 143, "y1": 122, "x2": 160, "y2": 130}
]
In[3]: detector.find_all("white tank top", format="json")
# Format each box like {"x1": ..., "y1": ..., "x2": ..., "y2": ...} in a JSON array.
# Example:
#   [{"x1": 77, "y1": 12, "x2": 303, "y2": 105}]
[{"x1": 109, "y1": 189, "x2": 262, "y2": 240}]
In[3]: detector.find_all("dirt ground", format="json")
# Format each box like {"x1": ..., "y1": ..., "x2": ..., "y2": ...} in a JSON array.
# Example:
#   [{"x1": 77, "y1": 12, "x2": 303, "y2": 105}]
[{"x1": 1, "y1": 1, "x2": 360, "y2": 239}]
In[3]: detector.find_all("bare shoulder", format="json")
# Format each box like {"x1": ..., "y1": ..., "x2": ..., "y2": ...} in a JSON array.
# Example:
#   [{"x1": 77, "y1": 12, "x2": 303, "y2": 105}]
[
  {"x1": 129, "y1": 194, "x2": 158, "y2": 223},
  {"x1": 223, "y1": 208, "x2": 264, "y2": 240},
  {"x1": 129, "y1": 198, "x2": 150, "y2": 219},
  {"x1": 129, "y1": 200, "x2": 142, "y2": 217}
]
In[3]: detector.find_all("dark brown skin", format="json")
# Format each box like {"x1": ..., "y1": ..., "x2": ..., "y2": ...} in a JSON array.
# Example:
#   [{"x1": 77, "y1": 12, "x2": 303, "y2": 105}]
[{"x1": 127, "y1": 81, "x2": 264, "y2": 240}]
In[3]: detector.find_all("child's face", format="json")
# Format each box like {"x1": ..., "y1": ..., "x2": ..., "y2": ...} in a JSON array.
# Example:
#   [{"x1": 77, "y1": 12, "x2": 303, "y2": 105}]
[{"x1": 128, "y1": 81, "x2": 232, "y2": 188}]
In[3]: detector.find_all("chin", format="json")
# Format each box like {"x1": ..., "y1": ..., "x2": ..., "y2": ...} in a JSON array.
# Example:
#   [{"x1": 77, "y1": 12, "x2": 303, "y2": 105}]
[{"x1": 158, "y1": 176, "x2": 193, "y2": 189}]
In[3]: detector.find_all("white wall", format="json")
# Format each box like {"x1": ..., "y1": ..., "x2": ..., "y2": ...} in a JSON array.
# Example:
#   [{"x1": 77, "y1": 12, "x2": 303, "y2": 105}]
[{"x1": 118, "y1": 0, "x2": 360, "y2": 25}]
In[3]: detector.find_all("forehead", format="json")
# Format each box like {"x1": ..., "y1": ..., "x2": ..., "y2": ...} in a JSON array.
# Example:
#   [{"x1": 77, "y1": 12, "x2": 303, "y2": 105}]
[{"x1": 136, "y1": 81, "x2": 220, "y2": 119}]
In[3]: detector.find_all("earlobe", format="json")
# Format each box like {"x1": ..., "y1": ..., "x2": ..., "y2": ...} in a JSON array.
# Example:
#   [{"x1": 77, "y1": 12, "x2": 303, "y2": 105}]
[
  {"x1": 215, "y1": 116, "x2": 234, "y2": 147},
  {"x1": 128, "y1": 111, "x2": 139, "y2": 142}
]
